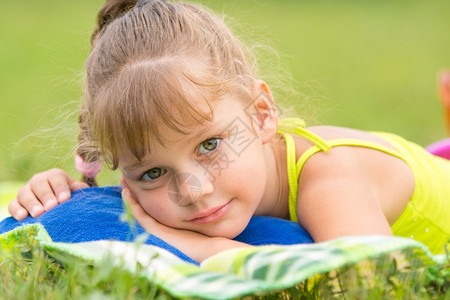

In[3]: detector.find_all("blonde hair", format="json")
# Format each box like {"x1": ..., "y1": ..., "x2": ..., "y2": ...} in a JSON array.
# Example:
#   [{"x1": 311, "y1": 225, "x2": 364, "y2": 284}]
[{"x1": 77, "y1": 0, "x2": 260, "y2": 185}]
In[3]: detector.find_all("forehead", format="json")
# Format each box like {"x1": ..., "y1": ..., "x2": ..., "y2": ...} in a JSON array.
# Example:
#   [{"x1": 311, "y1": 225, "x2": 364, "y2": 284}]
[
  {"x1": 118, "y1": 96, "x2": 250, "y2": 166},
  {"x1": 93, "y1": 53, "x2": 255, "y2": 170}
]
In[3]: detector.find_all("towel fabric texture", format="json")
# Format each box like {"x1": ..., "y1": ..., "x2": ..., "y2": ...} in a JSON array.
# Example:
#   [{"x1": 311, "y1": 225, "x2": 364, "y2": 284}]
[{"x1": 0, "y1": 186, "x2": 313, "y2": 264}]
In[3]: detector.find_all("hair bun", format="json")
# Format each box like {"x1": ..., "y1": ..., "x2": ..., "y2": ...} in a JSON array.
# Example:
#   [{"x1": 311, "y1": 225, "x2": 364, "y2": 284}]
[
  {"x1": 91, "y1": 0, "x2": 139, "y2": 47},
  {"x1": 136, "y1": 0, "x2": 152, "y2": 8},
  {"x1": 136, "y1": 0, "x2": 167, "y2": 8}
]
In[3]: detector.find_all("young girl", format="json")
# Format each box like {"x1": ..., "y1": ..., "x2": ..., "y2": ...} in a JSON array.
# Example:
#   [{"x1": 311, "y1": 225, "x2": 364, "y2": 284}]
[{"x1": 8, "y1": 0, "x2": 449, "y2": 262}]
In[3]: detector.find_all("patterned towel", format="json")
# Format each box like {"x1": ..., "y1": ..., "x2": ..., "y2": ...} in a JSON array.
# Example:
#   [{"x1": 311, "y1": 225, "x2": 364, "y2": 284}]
[{"x1": 0, "y1": 224, "x2": 445, "y2": 299}]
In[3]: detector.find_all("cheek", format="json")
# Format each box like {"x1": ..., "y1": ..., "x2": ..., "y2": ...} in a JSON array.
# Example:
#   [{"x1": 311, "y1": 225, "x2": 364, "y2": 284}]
[
  {"x1": 220, "y1": 144, "x2": 267, "y2": 195},
  {"x1": 133, "y1": 188, "x2": 173, "y2": 221},
  {"x1": 239, "y1": 140, "x2": 267, "y2": 172}
]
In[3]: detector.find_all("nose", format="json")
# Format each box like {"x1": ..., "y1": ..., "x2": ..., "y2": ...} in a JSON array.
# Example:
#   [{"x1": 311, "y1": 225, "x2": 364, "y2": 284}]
[{"x1": 168, "y1": 169, "x2": 214, "y2": 207}]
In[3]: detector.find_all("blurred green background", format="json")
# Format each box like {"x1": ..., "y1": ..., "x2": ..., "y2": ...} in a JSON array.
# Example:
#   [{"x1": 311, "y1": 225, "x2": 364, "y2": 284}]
[{"x1": 1, "y1": 0, "x2": 449, "y2": 186}]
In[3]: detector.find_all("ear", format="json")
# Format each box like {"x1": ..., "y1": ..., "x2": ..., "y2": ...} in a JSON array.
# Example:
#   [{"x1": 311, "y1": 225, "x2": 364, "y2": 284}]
[{"x1": 251, "y1": 80, "x2": 278, "y2": 144}]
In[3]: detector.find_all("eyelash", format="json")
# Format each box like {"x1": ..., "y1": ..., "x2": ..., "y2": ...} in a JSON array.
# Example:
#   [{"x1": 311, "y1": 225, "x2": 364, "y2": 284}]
[
  {"x1": 140, "y1": 167, "x2": 166, "y2": 181},
  {"x1": 139, "y1": 137, "x2": 223, "y2": 181},
  {"x1": 197, "y1": 137, "x2": 222, "y2": 156}
]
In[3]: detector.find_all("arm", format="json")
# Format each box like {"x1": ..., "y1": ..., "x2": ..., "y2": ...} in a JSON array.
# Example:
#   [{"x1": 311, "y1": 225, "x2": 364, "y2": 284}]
[
  {"x1": 296, "y1": 146, "x2": 413, "y2": 242},
  {"x1": 8, "y1": 168, "x2": 88, "y2": 220},
  {"x1": 121, "y1": 188, "x2": 251, "y2": 263}
]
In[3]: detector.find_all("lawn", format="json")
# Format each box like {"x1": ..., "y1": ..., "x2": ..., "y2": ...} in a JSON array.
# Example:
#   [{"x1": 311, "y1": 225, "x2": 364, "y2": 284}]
[
  {"x1": 1, "y1": 0, "x2": 449, "y2": 185},
  {"x1": 1, "y1": 221, "x2": 448, "y2": 299},
  {"x1": 0, "y1": 0, "x2": 449, "y2": 298}
]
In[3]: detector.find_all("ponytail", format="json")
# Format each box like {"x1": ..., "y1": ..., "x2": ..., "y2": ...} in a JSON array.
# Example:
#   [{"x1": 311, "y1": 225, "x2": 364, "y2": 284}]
[
  {"x1": 76, "y1": 110, "x2": 102, "y2": 186},
  {"x1": 75, "y1": 154, "x2": 102, "y2": 187},
  {"x1": 78, "y1": 0, "x2": 149, "y2": 185}
]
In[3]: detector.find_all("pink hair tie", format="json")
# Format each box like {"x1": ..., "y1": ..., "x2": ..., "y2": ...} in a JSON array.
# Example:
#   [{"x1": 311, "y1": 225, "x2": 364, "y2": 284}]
[{"x1": 75, "y1": 155, "x2": 103, "y2": 178}]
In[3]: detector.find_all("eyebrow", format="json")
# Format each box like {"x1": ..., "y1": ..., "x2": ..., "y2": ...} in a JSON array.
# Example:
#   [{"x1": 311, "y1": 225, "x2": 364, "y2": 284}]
[
  {"x1": 121, "y1": 121, "x2": 224, "y2": 171},
  {"x1": 189, "y1": 121, "x2": 223, "y2": 142},
  {"x1": 121, "y1": 158, "x2": 153, "y2": 172}
]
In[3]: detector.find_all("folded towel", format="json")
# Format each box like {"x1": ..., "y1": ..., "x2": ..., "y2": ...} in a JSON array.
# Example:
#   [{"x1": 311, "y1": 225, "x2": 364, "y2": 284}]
[{"x1": 0, "y1": 186, "x2": 313, "y2": 264}]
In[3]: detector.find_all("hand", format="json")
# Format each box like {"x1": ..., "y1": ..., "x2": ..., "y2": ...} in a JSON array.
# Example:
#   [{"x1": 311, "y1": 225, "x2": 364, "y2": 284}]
[
  {"x1": 120, "y1": 177, "x2": 251, "y2": 262},
  {"x1": 120, "y1": 178, "x2": 169, "y2": 235},
  {"x1": 121, "y1": 179, "x2": 160, "y2": 233},
  {"x1": 8, "y1": 168, "x2": 89, "y2": 221}
]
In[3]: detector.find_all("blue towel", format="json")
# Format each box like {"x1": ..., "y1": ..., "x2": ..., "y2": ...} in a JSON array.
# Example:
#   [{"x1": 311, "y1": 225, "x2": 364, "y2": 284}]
[{"x1": 0, "y1": 187, "x2": 313, "y2": 264}]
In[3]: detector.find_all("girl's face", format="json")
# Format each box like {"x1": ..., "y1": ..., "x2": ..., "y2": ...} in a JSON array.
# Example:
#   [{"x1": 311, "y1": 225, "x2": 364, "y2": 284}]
[{"x1": 119, "y1": 93, "x2": 276, "y2": 238}]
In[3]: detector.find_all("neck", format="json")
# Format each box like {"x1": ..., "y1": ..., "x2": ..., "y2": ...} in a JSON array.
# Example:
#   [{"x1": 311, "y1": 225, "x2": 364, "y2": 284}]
[{"x1": 256, "y1": 136, "x2": 290, "y2": 219}]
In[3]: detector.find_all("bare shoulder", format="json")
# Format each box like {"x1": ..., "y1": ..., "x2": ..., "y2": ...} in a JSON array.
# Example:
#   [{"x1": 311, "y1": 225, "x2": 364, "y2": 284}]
[
  {"x1": 293, "y1": 125, "x2": 415, "y2": 240},
  {"x1": 306, "y1": 125, "x2": 396, "y2": 149}
]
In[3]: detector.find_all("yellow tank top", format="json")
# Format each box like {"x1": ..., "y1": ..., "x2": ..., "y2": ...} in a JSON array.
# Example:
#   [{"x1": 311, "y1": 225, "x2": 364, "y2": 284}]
[{"x1": 277, "y1": 118, "x2": 450, "y2": 254}]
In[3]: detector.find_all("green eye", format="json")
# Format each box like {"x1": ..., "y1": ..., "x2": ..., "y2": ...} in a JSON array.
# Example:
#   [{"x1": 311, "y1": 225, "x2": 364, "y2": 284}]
[
  {"x1": 141, "y1": 168, "x2": 165, "y2": 180},
  {"x1": 198, "y1": 138, "x2": 220, "y2": 155}
]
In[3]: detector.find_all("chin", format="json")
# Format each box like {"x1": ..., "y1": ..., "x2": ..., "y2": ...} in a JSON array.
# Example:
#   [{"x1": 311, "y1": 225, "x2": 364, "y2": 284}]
[{"x1": 202, "y1": 219, "x2": 249, "y2": 239}]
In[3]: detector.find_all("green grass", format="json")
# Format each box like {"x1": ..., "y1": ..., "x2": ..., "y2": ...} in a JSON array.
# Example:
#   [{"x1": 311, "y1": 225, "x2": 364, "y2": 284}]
[
  {"x1": 1, "y1": 236, "x2": 449, "y2": 299},
  {"x1": 1, "y1": 0, "x2": 449, "y2": 184},
  {"x1": 0, "y1": 241, "x2": 170, "y2": 299},
  {"x1": 0, "y1": 202, "x2": 448, "y2": 299},
  {"x1": 0, "y1": 1, "x2": 449, "y2": 298}
]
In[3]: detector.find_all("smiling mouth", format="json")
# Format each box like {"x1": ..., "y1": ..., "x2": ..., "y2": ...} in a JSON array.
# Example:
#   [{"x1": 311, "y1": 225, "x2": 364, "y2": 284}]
[{"x1": 189, "y1": 200, "x2": 233, "y2": 224}]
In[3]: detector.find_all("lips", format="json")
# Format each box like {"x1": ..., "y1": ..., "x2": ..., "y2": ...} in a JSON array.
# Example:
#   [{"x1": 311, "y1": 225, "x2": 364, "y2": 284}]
[{"x1": 189, "y1": 200, "x2": 233, "y2": 224}]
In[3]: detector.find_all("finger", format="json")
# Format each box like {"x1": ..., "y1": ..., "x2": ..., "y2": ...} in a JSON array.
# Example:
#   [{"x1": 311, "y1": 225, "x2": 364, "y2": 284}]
[
  {"x1": 69, "y1": 181, "x2": 89, "y2": 191},
  {"x1": 122, "y1": 188, "x2": 148, "y2": 224},
  {"x1": 120, "y1": 177, "x2": 130, "y2": 191},
  {"x1": 122, "y1": 188, "x2": 138, "y2": 207},
  {"x1": 46, "y1": 171, "x2": 72, "y2": 205},
  {"x1": 28, "y1": 172, "x2": 60, "y2": 211},
  {"x1": 8, "y1": 198, "x2": 29, "y2": 221},
  {"x1": 122, "y1": 189, "x2": 155, "y2": 231},
  {"x1": 16, "y1": 185, "x2": 45, "y2": 218},
  {"x1": 120, "y1": 179, "x2": 140, "y2": 213},
  {"x1": 121, "y1": 188, "x2": 139, "y2": 223},
  {"x1": 49, "y1": 173, "x2": 89, "y2": 204}
]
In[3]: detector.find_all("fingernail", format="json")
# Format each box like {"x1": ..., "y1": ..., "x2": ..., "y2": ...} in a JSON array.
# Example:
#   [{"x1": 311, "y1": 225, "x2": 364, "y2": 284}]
[
  {"x1": 44, "y1": 198, "x2": 57, "y2": 210},
  {"x1": 30, "y1": 206, "x2": 41, "y2": 217},
  {"x1": 58, "y1": 192, "x2": 69, "y2": 202},
  {"x1": 15, "y1": 209, "x2": 27, "y2": 220}
]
